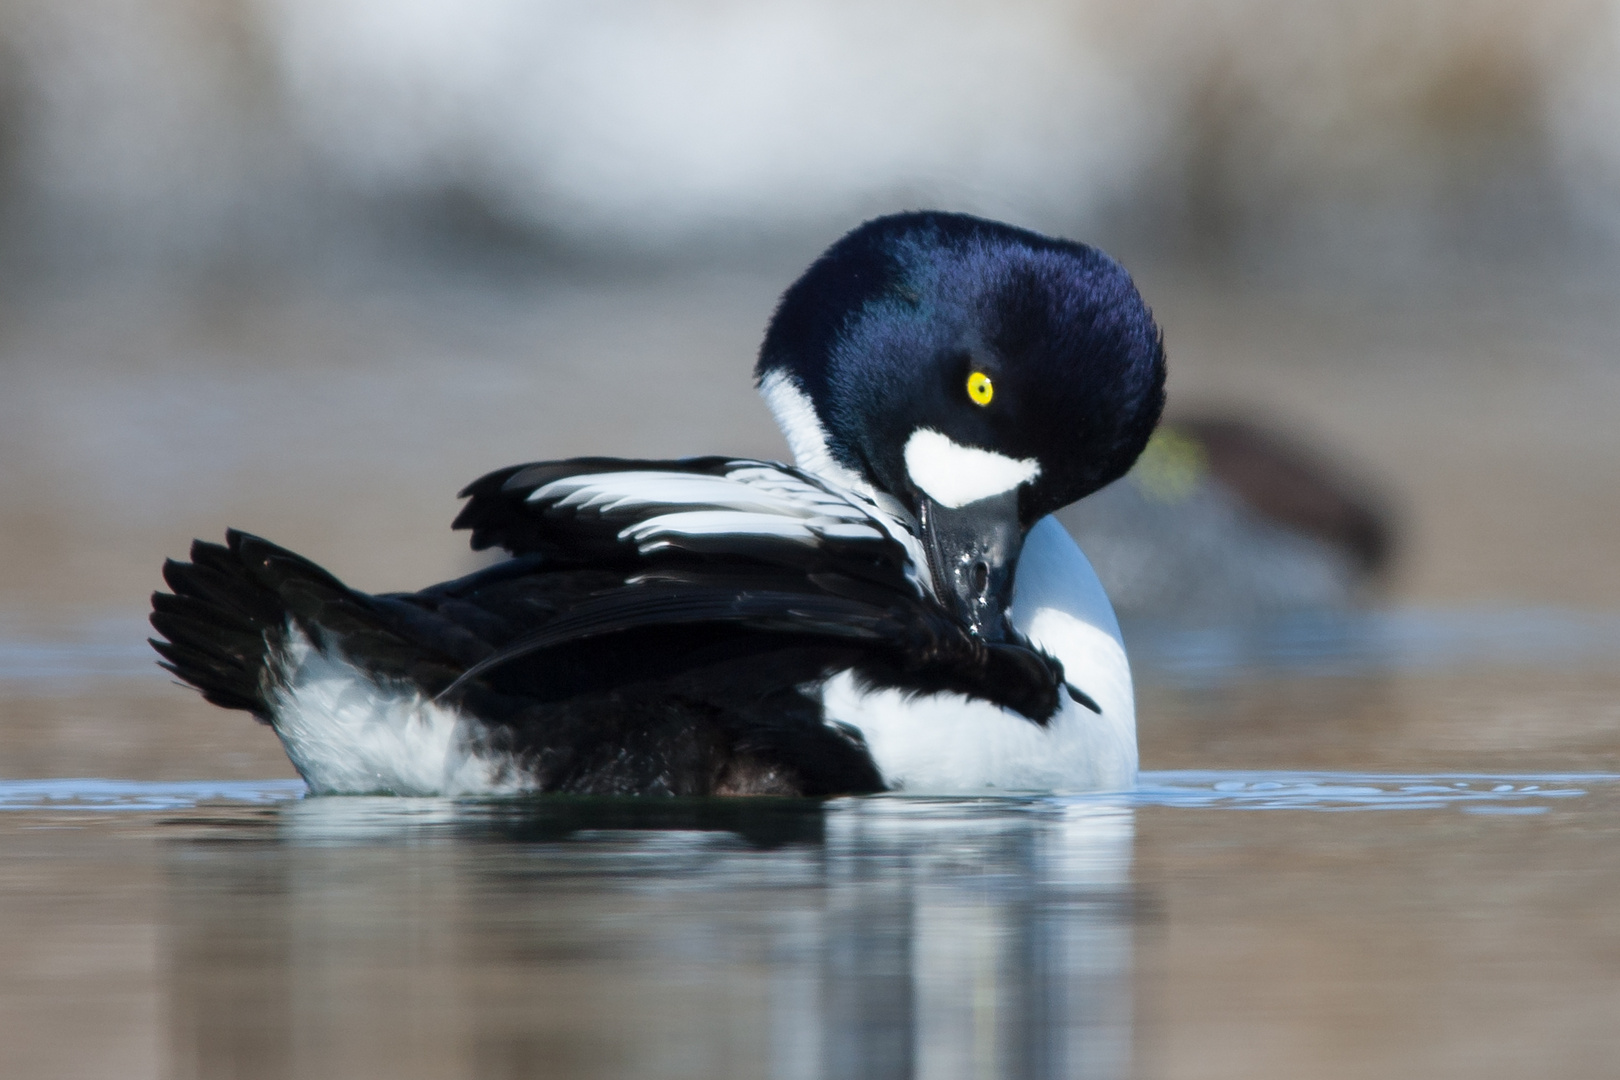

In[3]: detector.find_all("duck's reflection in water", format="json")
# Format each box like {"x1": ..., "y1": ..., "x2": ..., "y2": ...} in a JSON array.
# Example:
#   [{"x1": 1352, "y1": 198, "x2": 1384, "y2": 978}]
[{"x1": 165, "y1": 795, "x2": 1136, "y2": 1080}]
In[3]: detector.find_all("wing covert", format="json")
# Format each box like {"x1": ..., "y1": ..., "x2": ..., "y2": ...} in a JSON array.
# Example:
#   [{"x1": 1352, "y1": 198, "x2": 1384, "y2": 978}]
[{"x1": 453, "y1": 456, "x2": 926, "y2": 594}]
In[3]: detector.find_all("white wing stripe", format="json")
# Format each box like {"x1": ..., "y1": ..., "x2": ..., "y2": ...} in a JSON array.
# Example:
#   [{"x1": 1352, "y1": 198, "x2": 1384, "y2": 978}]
[
  {"x1": 524, "y1": 462, "x2": 928, "y2": 595},
  {"x1": 814, "y1": 522, "x2": 892, "y2": 541},
  {"x1": 621, "y1": 512, "x2": 822, "y2": 545},
  {"x1": 531, "y1": 468, "x2": 869, "y2": 522}
]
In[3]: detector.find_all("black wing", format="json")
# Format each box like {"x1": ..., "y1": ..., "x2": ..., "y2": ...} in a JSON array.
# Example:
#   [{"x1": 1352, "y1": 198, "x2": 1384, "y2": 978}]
[
  {"x1": 453, "y1": 456, "x2": 927, "y2": 592},
  {"x1": 440, "y1": 457, "x2": 1063, "y2": 721}
]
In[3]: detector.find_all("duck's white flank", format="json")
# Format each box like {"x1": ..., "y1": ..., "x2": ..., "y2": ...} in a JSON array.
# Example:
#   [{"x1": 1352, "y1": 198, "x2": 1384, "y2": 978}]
[
  {"x1": 902, "y1": 428, "x2": 1042, "y2": 509},
  {"x1": 269, "y1": 625, "x2": 528, "y2": 796},
  {"x1": 819, "y1": 516, "x2": 1137, "y2": 793}
]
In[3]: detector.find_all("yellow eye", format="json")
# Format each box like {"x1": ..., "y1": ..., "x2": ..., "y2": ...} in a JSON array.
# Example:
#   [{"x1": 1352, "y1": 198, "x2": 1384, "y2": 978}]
[{"x1": 966, "y1": 371, "x2": 994, "y2": 406}]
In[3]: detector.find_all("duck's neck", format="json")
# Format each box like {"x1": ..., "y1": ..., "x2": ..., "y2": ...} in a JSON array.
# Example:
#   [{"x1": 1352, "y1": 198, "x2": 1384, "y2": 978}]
[
  {"x1": 758, "y1": 369, "x2": 930, "y2": 597},
  {"x1": 757, "y1": 370, "x2": 872, "y2": 496}
]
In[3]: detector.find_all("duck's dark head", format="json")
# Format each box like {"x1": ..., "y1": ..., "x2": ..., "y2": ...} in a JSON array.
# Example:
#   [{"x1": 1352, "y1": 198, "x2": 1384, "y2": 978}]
[{"x1": 756, "y1": 210, "x2": 1166, "y2": 641}]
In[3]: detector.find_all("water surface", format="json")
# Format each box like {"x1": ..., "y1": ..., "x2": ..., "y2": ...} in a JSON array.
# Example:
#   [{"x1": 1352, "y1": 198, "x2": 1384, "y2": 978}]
[{"x1": 2, "y1": 762, "x2": 1617, "y2": 1079}]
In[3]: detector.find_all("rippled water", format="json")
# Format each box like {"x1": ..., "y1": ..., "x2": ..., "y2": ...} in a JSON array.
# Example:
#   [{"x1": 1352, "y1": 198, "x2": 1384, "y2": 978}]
[{"x1": 0, "y1": 772, "x2": 1606, "y2": 815}]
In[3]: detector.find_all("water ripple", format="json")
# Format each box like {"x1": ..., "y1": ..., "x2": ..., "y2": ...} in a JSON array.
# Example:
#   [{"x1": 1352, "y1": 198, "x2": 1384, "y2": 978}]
[
  {"x1": 0, "y1": 778, "x2": 307, "y2": 811},
  {"x1": 1116, "y1": 771, "x2": 1608, "y2": 812},
  {"x1": 0, "y1": 773, "x2": 1610, "y2": 815}
]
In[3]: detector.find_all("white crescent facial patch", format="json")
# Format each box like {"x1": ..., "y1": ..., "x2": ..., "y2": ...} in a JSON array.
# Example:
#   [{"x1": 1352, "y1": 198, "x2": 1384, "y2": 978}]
[{"x1": 903, "y1": 428, "x2": 1041, "y2": 508}]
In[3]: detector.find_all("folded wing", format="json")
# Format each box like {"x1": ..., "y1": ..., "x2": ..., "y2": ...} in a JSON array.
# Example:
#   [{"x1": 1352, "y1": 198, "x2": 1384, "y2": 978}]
[{"x1": 445, "y1": 457, "x2": 1063, "y2": 721}]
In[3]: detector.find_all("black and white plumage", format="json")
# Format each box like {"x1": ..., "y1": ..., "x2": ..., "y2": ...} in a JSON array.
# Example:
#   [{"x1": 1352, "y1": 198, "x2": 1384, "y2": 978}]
[{"x1": 151, "y1": 211, "x2": 1166, "y2": 796}]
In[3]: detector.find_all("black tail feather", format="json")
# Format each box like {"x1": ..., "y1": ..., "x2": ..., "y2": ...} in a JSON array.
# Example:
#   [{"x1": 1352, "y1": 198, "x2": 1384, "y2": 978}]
[
  {"x1": 149, "y1": 636, "x2": 265, "y2": 716},
  {"x1": 149, "y1": 529, "x2": 361, "y2": 722},
  {"x1": 150, "y1": 537, "x2": 294, "y2": 722},
  {"x1": 151, "y1": 530, "x2": 475, "y2": 719}
]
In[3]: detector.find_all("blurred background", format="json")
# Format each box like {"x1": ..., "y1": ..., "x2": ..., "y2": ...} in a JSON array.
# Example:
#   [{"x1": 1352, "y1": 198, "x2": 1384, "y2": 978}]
[{"x1": 2, "y1": 0, "x2": 1620, "y2": 775}]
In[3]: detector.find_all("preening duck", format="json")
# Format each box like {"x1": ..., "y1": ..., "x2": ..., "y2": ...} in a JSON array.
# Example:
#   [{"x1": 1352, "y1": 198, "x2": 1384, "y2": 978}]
[{"x1": 150, "y1": 211, "x2": 1166, "y2": 796}]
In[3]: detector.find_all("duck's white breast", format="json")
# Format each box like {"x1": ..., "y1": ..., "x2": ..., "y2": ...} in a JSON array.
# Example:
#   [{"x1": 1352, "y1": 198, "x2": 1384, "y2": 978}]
[{"x1": 819, "y1": 515, "x2": 1138, "y2": 793}]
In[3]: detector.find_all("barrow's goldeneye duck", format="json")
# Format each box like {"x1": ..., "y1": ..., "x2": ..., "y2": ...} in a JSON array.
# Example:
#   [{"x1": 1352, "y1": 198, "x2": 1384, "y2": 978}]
[{"x1": 150, "y1": 211, "x2": 1166, "y2": 796}]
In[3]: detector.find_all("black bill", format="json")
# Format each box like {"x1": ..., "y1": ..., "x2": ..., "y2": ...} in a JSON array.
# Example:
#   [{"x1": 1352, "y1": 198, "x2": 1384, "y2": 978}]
[
  {"x1": 917, "y1": 491, "x2": 1105, "y2": 716},
  {"x1": 916, "y1": 489, "x2": 1025, "y2": 643}
]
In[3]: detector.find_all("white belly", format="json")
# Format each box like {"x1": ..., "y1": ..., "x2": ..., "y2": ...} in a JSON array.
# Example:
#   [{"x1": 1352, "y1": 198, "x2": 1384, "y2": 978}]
[{"x1": 820, "y1": 516, "x2": 1138, "y2": 793}]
